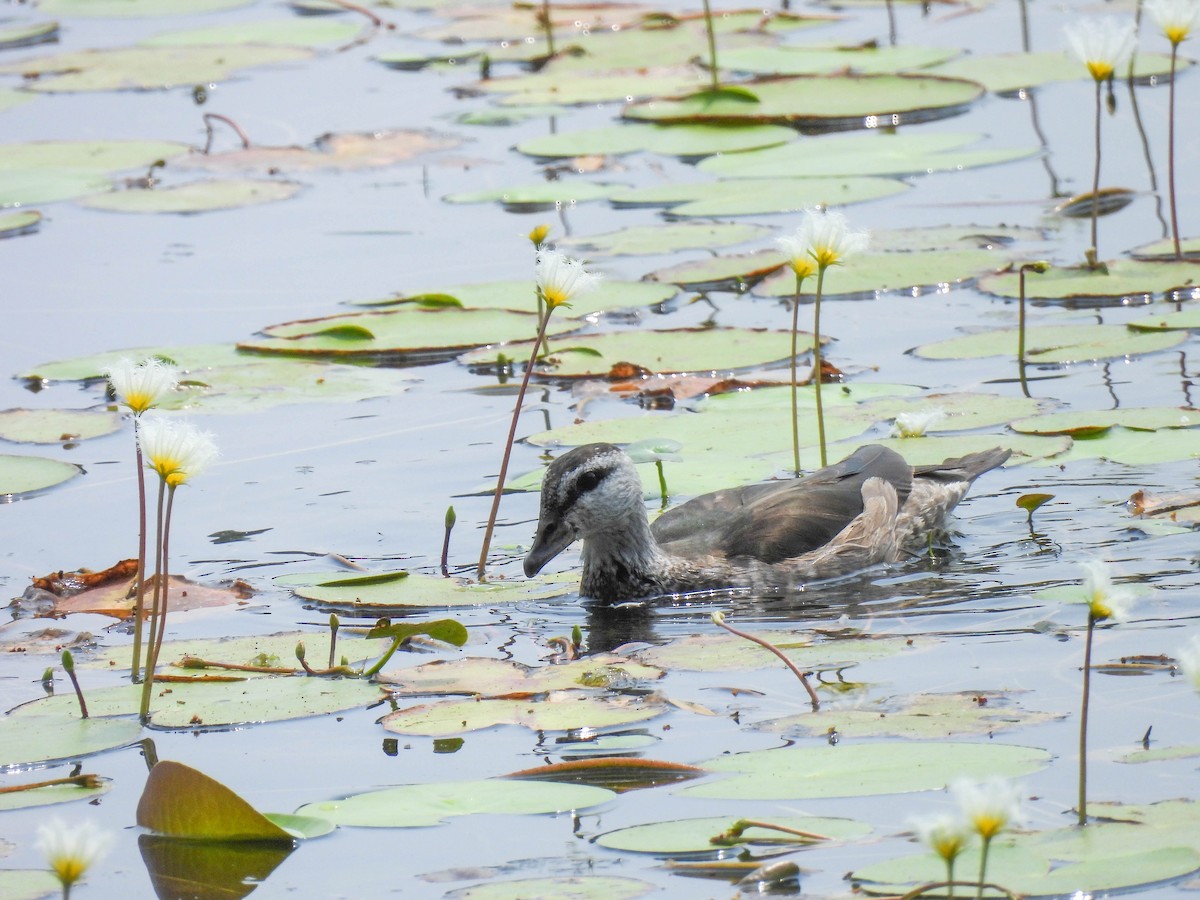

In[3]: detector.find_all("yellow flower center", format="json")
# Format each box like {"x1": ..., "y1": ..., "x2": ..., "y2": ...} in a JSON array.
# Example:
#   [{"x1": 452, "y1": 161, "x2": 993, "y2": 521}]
[
  {"x1": 51, "y1": 858, "x2": 88, "y2": 886},
  {"x1": 542, "y1": 287, "x2": 571, "y2": 308},
  {"x1": 790, "y1": 257, "x2": 816, "y2": 279},
  {"x1": 1087, "y1": 60, "x2": 1114, "y2": 80},
  {"x1": 1166, "y1": 24, "x2": 1190, "y2": 44},
  {"x1": 972, "y1": 813, "x2": 1006, "y2": 839}
]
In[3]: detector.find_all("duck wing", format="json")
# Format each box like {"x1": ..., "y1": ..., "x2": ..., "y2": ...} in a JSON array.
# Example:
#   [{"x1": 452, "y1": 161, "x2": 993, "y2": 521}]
[{"x1": 652, "y1": 445, "x2": 913, "y2": 564}]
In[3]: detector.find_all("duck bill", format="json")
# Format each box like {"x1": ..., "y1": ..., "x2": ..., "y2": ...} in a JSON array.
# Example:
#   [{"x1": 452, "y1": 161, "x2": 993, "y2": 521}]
[{"x1": 524, "y1": 518, "x2": 575, "y2": 577}]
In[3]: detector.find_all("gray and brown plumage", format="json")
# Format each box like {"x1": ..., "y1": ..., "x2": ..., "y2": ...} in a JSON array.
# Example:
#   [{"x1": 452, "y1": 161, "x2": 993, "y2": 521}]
[{"x1": 524, "y1": 443, "x2": 1010, "y2": 601}]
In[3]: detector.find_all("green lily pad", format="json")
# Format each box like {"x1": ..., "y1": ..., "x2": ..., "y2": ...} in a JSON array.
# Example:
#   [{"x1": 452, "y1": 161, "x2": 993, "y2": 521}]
[
  {"x1": 979, "y1": 260, "x2": 1200, "y2": 300},
  {"x1": 852, "y1": 392, "x2": 1047, "y2": 433},
  {"x1": 142, "y1": 17, "x2": 362, "y2": 47},
  {"x1": 460, "y1": 327, "x2": 811, "y2": 378},
  {"x1": 0, "y1": 408, "x2": 121, "y2": 443},
  {"x1": 481, "y1": 71, "x2": 712, "y2": 106},
  {"x1": 276, "y1": 570, "x2": 573, "y2": 609},
  {"x1": 913, "y1": 324, "x2": 1187, "y2": 363},
  {"x1": 0, "y1": 45, "x2": 313, "y2": 92},
  {"x1": 138, "y1": 761, "x2": 293, "y2": 842},
  {"x1": 0, "y1": 778, "x2": 111, "y2": 812},
  {"x1": 262, "y1": 813, "x2": 334, "y2": 839},
  {"x1": 443, "y1": 181, "x2": 625, "y2": 210},
  {"x1": 39, "y1": 0, "x2": 253, "y2": 15},
  {"x1": 699, "y1": 131, "x2": 1037, "y2": 178},
  {"x1": 868, "y1": 223, "x2": 1046, "y2": 251},
  {"x1": 177, "y1": 130, "x2": 462, "y2": 173},
  {"x1": 682, "y1": 742, "x2": 1050, "y2": 800},
  {"x1": 517, "y1": 123, "x2": 797, "y2": 159},
  {"x1": 760, "y1": 690, "x2": 1064, "y2": 739},
  {"x1": 645, "y1": 249, "x2": 787, "y2": 290},
  {"x1": 0, "y1": 871, "x2": 61, "y2": 900},
  {"x1": 720, "y1": 43, "x2": 957, "y2": 75},
  {"x1": 79, "y1": 178, "x2": 302, "y2": 213},
  {"x1": 0, "y1": 88, "x2": 34, "y2": 114},
  {"x1": 559, "y1": 222, "x2": 773, "y2": 256},
  {"x1": 0, "y1": 210, "x2": 43, "y2": 238},
  {"x1": 0, "y1": 715, "x2": 142, "y2": 767},
  {"x1": 380, "y1": 694, "x2": 667, "y2": 736},
  {"x1": 0, "y1": 20, "x2": 60, "y2": 50},
  {"x1": 377, "y1": 655, "x2": 663, "y2": 697},
  {"x1": 349, "y1": 279, "x2": 677, "y2": 320},
  {"x1": 1129, "y1": 307, "x2": 1200, "y2": 331},
  {"x1": 0, "y1": 170, "x2": 112, "y2": 207},
  {"x1": 1011, "y1": 407, "x2": 1200, "y2": 436},
  {"x1": 929, "y1": 49, "x2": 1187, "y2": 93},
  {"x1": 594, "y1": 814, "x2": 870, "y2": 854},
  {"x1": 1132, "y1": 235, "x2": 1200, "y2": 260},
  {"x1": 609, "y1": 175, "x2": 907, "y2": 216},
  {"x1": 240, "y1": 306, "x2": 579, "y2": 359},
  {"x1": 634, "y1": 632, "x2": 931, "y2": 672},
  {"x1": 0, "y1": 453, "x2": 83, "y2": 498},
  {"x1": 753, "y1": 248, "x2": 1006, "y2": 298},
  {"x1": 623, "y1": 74, "x2": 984, "y2": 128},
  {"x1": 0, "y1": 139, "x2": 191, "y2": 172},
  {"x1": 1033, "y1": 426, "x2": 1200, "y2": 466},
  {"x1": 295, "y1": 779, "x2": 615, "y2": 828},
  {"x1": 1120, "y1": 745, "x2": 1200, "y2": 764},
  {"x1": 443, "y1": 876, "x2": 655, "y2": 900}
]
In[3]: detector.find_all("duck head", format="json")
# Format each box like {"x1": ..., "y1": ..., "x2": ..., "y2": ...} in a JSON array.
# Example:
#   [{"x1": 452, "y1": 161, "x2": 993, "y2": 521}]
[{"x1": 523, "y1": 443, "x2": 645, "y2": 577}]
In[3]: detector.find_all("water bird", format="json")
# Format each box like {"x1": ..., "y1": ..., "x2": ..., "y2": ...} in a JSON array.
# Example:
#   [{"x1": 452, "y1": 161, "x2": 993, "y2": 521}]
[{"x1": 524, "y1": 443, "x2": 1010, "y2": 601}]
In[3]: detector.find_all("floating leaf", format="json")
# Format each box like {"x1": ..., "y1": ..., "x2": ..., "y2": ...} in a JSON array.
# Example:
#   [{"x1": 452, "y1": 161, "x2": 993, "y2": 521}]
[
  {"x1": 1011, "y1": 407, "x2": 1200, "y2": 436},
  {"x1": 365, "y1": 618, "x2": 469, "y2": 647},
  {"x1": 277, "y1": 570, "x2": 572, "y2": 609},
  {"x1": 645, "y1": 249, "x2": 787, "y2": 290},
  {"x1": 699, "y1": 131, "x2": 1037, "y2": 178},
  {"x1": 380, "y1": 694, "x2": 667, "y2": 736},
  {"x1": 753, "y1": 248, "x2": 1006, "y2": 298},
  {"x1": 1129, "y1": 307, "x2": 1200, "y2": 331},
  {"x1": 442, "y1": 875, "x2": 655, "y2": 900},
  {"x1": 177, "y1": 130, "x2": 462, "y2": 173},
  {"x1": 0, "y1": 210, "x2": 42, "y2": 238},
  {"x1": 0, "y1": 715, "x2": 142, "y2": 767},
  {"x1": 517, "y1": 123, "x2": 796, "y2": 159},
  {"x1": 502, "y1": 757, "x2": 705, "y2": 793},
  {"x1": 633, "y1": 632, "x2": 931, "y2": 673},
  {"x1": 80, "y1": 178, "x2": 302, "y2": 213},
  {"x1": 623, "y1": 74, "x2": 984, "y2": 129},
  {"x1": 719, "y1": 43, "x2": 957, "y2": 75},
  {"x1": 0, "y1": 20, "x2": 60, "y2": 50},
  {"x1": 912, "y1": 324, "x2": 1186, "y2": 363},
  {"x1": 930, "y1": 49, "x2": 1187, "y2": 93},
  {"x1": 682, "y1": 742, "x2": 1051, "y2": 799},
  {"x1": 0, "y1": 454, "x2": 83, "y2": 498},
  {"x1": 0, "y1": 778, "x2": 111, "y2": 812},
  {"x1": 141, "y1": 17, "x2": 362, "y2": 47},
  {"x1": 559, "y1": 222, "x2": 773, "y2": 256},
  {"x1": 1055, "y1": 187, "x2": 1136, "y2": 219},
  {"x1": 137, "y1": 760, "x2": 294, "y2": 842},
  {"x1": 0, "y1": 170, "x2": 111, "y2": 207},
  {"x1": 443, "y1": 181, "x2": 625, "y2": 211},
  {"x1": 295, "y1": 779, "x2": 615, "y2": 827},
  {"x1": 53, "y1": 574, "x2": 253, "y2": 619},
  {"x1": 477, "y1": 70, "x2": 709, "y2": 106},
  {"x1": 1034, "y1": 426, "x2": 1200, "y2": 466},
  {"x1": 594, "y1": 814, "x2": 871, "y2": 854},
  {"x1": 978, "y1": 260, "x2": 1200, "y2": 300},
  {"x1": 39, "y1": 0, "x2": 253, "y2": 15},
  {"x1": 0, "y1": 871, "x2": 60, "y2": 899},
  {"x1": 0, "y1": 408, "x2": 121, "y2": 444},
  {"x1": 609, "y1": 175, "x2": 908, "y2": 216},
  {"x1": 377, "y1": 655, "x2": 663, "y2": 697}
]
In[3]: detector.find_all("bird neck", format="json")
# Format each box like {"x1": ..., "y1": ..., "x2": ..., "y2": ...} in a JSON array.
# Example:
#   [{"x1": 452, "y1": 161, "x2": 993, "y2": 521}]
[{"x1": 578, "y1": 510, "x2": 671, "y2": 600}]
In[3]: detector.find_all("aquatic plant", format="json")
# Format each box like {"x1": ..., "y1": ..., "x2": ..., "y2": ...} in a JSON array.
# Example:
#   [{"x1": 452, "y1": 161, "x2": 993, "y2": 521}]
[
  {"x1": 950, "y1": 776, "x2": 1021, "y2": 898},
  {"x1": 910, "y1": 812, "x2": 972, "y2": 899},
  {"x1": 1178, "y1": 635, "x2": 1200, "y2": 690},
  {"x1": 1144, "y1": 0, "x2": 1200, "y2": 259},
  {"x1": 36, "y1": 818, "x2": 112, "y2": 900},
  {"x1": 477, "y1": 250, "x2": 600, "y2": 580},
  {"x1": 1016, "y1": 261, "x2": 1049, "y2": 396},
  {"x1": 891, "y1": 408, "x2": 946, "y2": 438},
  {"x1": 1064, "y1": 18, "x2": 1137, "y2": 268},
  {"x1": 136, "y1": 417, "x2": 218, "y2": 724},
  {"x1": 103, "y1": 357, "x2": 179, "y2": 683},
  {"x1": 775, "y1": 226, "x2": 817, "y2": 475},
  {"x1": 711, "y1": 612, "x2": 819, "y2": 710},
  {"x1": 60, "y1": 650, "x2": 87, "y2": 720},
  {"x1": 1077, "y1": 559, "x2": 1133, "y2": 825}
]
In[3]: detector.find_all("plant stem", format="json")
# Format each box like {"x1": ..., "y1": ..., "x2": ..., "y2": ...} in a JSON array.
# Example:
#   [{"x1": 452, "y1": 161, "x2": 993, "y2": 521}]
[
  {"x1": 701, "y1": 0, "x2": 719, "y2": 92},
  {"x1": 1089, "y1": 78, "x2": 1102, "y2": 266},
  {"x1": 131, "y1": 422, "x2": 148, "y2": 682},
  {"x1": 1078, "y1": 613, "x2": 1096, "y2": 826},
  {"x1": 713, "y1": 615, "x2": 819, "y2": 710},
  {"x1": 541, "y1": 0, "x2": 555, "y2": 56},
  {"x1": 140, "y1": 482, "x2": 174, "y2": 724},
  {"x1": 1167, "y1": 43, "x2": 1181, "y2": 260},
  {"x1": 812, "y1": 265, "x2": 828, "y2": 467},
  {"x1": 654, "y1": 459, "x2": 668, "y2": 508},
  {"x1": 976, "y1": 835, "x2": 991, "y2": 900},
  {"x1": 361, "y1": 636, "x2": 404, "y2": 678},
  {"x1": 328, "y1": 614, "x2": 340, "y2": 669},
  {"x1": 947, "y1": 858, "x2": 955, "y2": 900},
  {"x1": 789, "y1": 273, "x2": 805, "y2": 477},
  {"x1": 477, "y1": 312, "x2": 556, "y2": 580}
]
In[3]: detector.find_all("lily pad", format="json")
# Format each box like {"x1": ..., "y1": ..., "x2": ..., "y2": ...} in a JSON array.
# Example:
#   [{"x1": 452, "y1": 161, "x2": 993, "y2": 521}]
[
  {"x1": 480, "y1": 70, "x2": 711, "y2": 106},
  {"x1": 559, "y1": 222, "x2": 773, "y2": 256},
  {"x1": 517, "y1": 123, "x2": 797, "y2": 159},
  {"x1": 645, "y1": 249, "x2": 787, "y2": 290},
  {"x1": 380, "y1": 694, "x2": 667, "y2": 736},
  {"x1": 276, "y1": 570, "x2": 572, "y2": 609},
  {"x1": 720, "y1": 43, "x2": 957, "y2": 75},
  {"x1": 699, "y1": 131, "x2": 1037, "y2": 178},
  {"x1": 241, "y1": 306, "x2": 580, "y2": 360},
  {"x1": 0, "y1": 45, "x2": 313, "y2": 92},
  {"x1": 929, "y1": 49, "x2": 1188, "y2": 93},
  {"x1": 443, "y1": 181, "x2": 625, "y2": 211},
  {"x1": 177, "y1": 129, "x2": 462, "y2": 173},
  {"x1": 681, "y1": 742, "x2": 1050, "y2": 800},
  {"x1": 79, "y1": 178, "x2": 302, "y2": 213},
  {"x1": 1010, "y1": 407, "x2": 1200, "y2": 437},
  {"x1": 760, "y1": 690, "x2": 1064, "y2": 739},
  {"x1": 443, "y1": 876, "x2": 655, "y2": 900},
  {"x1": 0, "y1": 715, "x2": 142, "y2": 767},
  {"x1": 0, "y1": 21, "x2": 60, "y2": 50},
  {"x1": 0, "y1": 408, "x2": 121, "y2": 444},
  {"x1": 38, "y1": 0, "x2": 253, "y2": 15},
  {"x1": 295, "y1": 778, "x2": 615, "y2": 828},
  {"x1": 0, "y1": 779, "x2": 111, "y2": 812},
  {"x1": 594, "y1": 813, "x2": 870, "y2": 854},
  {"x1": 378, "y1": 655, "x2": 662, "y2": 697},
  {"x1": 634, "y1": 632, "x2": 930, "y2": 672},
  {"x1": 912, "y1": 324, "x2": 1187, "y2": 363},
  {"x1": 1129, "y1": 307, "x2": 1200, "y2": 331},
  {"x1": 142, "y1": 17, "x2": 362, "y2": 47},
  {"x1": 978, "y1": 260, "x2": 1200, "y2": 300},
  {"x1": 753, "y1": 248, "x2": 1006, "y2": 298},
  {"x1": 0, "y1": 210, "x2": 43, "y2": 238},
  {"x1": 609, "y1": 175, "x2": 907, "y2": 216},
  {"x1": 0, "y1": 871, "x2": 61, "y2": 899},
  {"x1": 137, "y1": 761, "x2": 294, "y2": 842},
  {"x1": 824, "y1": 433, "x2": 1069, "y2": 467},
  {"x1": 622, "y1": 74, "x2": 984, "y2": 129},
  {"x1": 1034, "y1": 426, "x2": 1200, "y2": 466},
  {"x1": 0, "y1": 170, "x2": 112, "y2": 207},
  {"x1": 349, "y1": 279, "x2": 677, "y2": 320},
  {"x1": 0, "y1": 453, "x2": 83, "y2": 498},
  {"x1": 0, "y1": 139, "x2": 190, "y2": 172}
]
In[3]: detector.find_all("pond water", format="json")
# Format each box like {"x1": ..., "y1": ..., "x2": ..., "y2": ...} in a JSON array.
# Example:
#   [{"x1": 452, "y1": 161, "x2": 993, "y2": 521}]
[{"x1": 2, "y1": 0, "x2": 1200, "y2": 897}]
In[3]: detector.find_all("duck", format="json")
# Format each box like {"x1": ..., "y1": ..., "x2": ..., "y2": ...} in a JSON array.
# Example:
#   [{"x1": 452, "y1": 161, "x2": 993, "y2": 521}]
[{"x1": 523, "y1": 442, "x2": 1010, "y2": 601}]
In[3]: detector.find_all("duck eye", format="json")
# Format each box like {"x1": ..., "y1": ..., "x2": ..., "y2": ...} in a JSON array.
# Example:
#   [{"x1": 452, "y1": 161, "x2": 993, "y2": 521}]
[{"x1": 576, "y1": 469, "x2": 603, "y2": 493}]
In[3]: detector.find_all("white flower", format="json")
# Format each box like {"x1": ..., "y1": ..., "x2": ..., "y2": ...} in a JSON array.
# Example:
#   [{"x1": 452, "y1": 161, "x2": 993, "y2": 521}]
[
  {"x1": 910, "y1": 812, "x2": 972, "y2": 862},
  {"x1": 891, "y1": 408, "x2": 946, "y2": 438},
  {"x1": 103, "y1": 357, "x2": 179, "y2": 415},
  {"x1": 138, "y1": 417, "x2": 218, "y2": 487},
  {"x1": 36, "y1": 818, "x2": 112, "y2": 891},
  {"x1": 1065, "y1": 18, "x2": 1137, "y2": 81},
  {"x1": 535, "y1": 250, "x2": 601, "y2": 309},
  {"x1": 1177, "y1": 635, "x2": 1200, "y2": 691},
  {"x1": 776, "y1": 229, "x2": 818, "y2": 280},
  {"x1": 951, "y1": 777, "x2": 1022, "y2": 840},
  {"x1": 1081, "y1": 559, "x2": 1134, "y2": 622},
  {"x1": 1146, "y1": 0, "x2": 1200, "y2": 44},
  {"x1": 801, "y1": 207, "x2": 869, "y2": 270}
]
